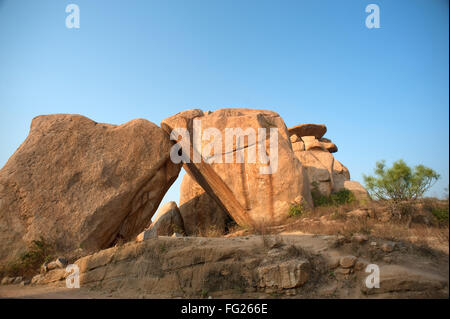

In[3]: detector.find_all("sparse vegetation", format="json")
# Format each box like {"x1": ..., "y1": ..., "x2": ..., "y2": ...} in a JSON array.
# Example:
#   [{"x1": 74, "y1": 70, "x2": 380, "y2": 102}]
[
  {"x1": 195, "y1": 224, "x2": 228, "y2": 237},
  {"x1": 223, "y1": 195, "x2": 448, "y2": 255},
  {"x1": 286, "y1": 244, "x2": 310, "y2": 259},
  {"x1": 204, "y1": 225, "x2": 222, "y2": 237},
  {"x1": 233, "y1": 286, "x2": 245, "y2": 294},
  {"x1": 330, "y1": 189, "x2": 356, "y2": 205},
  {"x1": 421, "y1": 197, "x2": 449, "y2": 226},
  {"x1": 280, "y1": 198, "x2": 449, "y2": 254},
  {"x1": 225, "y1": 223, "x2": 246, "y2": 236},
  {"x1": 200, "y1": 288, "x2": 208, "y2": 298},
  {"x1": 431, "y1": 206, "x2": 449, "y2": 226},
  {"x1": 288, "y1": 202, "x2": 308, "y2": 218},
  {"x1": 0, "y1": 237, "x2": 54, "y2": 278},
  {"x1": 159, "y1": 243, "x2": 167, "y2": 253},
  {"x1": 311, "y1": 182, "x2": 355, "y2": 207},
  {"x1": 251, "y1": 221, "x2": 272, "y2": 236},
  {"x1": 311, "y1": 192, "x2": 330, "y2": 207},
  {"x1": 172, "y1": 224, "x2": 185, "y2": 235},
  {"x1": 329, "y1": 210, "x2": 347, "y2": 220}
]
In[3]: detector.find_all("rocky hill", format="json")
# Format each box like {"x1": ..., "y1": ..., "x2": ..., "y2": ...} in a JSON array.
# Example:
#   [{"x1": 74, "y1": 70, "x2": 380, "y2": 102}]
[{"x1": 0, "y1": 109, "x2": 448, "y2": 299}]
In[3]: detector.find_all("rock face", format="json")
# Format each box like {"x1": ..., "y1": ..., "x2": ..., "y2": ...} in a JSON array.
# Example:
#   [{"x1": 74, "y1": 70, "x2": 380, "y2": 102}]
[
  {"x1": 294, "y1": 147, "x2": 350, "y2": 197},
  {"x1": 41, "y1": 257, "x2": 68, "y2": 273},
  {"x1": 0, "y1": 114, "x2": 181, "y2": 263},
  {"x1": 296, "y1": 149, "x2": 338, "y2": 197},
  {"x1": 149, "y1": 201, "x2": 185, "y2": 235},
  {"x1": 257, "y1": 260, "x2": 310, "y2": 290},
  {"x1": 179, "y1": 173, "x2": 232, "y2": 235},
  {"x1": 162, "y1": 108, "x2": 313, "y2": 228},
  {"x1": 27, "y1": 234, "x2": 449, "y2": 299},
  {"x1": 361, "y1": 265, "x2": 447, "y2": 295},
  {"x1": 136, "y1": 201, "x2": 185, "y2": 240},
  {"x1": 288, "y1": 123, "x2": 368, "y2": 200},
  {"x1": 343, "y1": 181, "x2": 371, "y2": 202},
  {"x1": 339, "y1": 255, "x2": 357, "y2": 268},
  {"x1": 288, "y1": 124, "x2": 327, "y2": 139},
  {"x1": 34, "y1": 236, "x2": 315, "y2": 296}
]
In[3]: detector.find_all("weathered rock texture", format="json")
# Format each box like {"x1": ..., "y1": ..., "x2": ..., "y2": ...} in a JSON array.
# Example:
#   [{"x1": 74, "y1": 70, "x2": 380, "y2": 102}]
[
  {"x1": 343, "y1": 181, "x2": 371, "y2": 202},
  {"x1": 162, "y1": 108, "x2": 313, "y2": 228},
  {"x1": 179, "y1": 173, "x2": 232, "y2": 235},
  {"x1": 27, "y1": 234, "x2": 449, "y2": 299},
  {"x1": 0, "y1": 114, "x2": 181, "y2": 263},
  {"x1": 288, "y1": 124, "x2": 327, "y2": 140},
  {"x1": 288, "y1": 124, "x2": 368, "y2": 200},
  {"x1": 136, "y1": 201, "x2": 185, "y2": 240}
]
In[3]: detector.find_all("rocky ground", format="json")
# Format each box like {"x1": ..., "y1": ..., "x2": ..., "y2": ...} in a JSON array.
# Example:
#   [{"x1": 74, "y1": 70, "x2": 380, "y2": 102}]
[{"x1": 1, "y1": 231, "x2": 448, "y2": 299}]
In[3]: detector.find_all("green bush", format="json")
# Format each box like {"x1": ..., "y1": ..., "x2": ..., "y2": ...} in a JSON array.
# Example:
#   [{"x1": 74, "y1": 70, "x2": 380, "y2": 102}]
[
  {"x1": 363, "y1": 160, "x2": 440, "y2": 202},
  {"x1": 311, "y1": 185, "x2": 355, "y2": 207},
  {"x1": 311, "y1": 190, "x2": 331, "y2": 207},
  {"x1": 200, "y1": 288, "x2": 209, "y2": 298},
  {"x1": 432, "y1": 207, "x2": 449, "y2": 225},
  {"x1": 330, "y1": 189, "x2": 356, "y2": 205},
  {"x1": 288, "y1": 202, "x2": 307, "y2": 218}
]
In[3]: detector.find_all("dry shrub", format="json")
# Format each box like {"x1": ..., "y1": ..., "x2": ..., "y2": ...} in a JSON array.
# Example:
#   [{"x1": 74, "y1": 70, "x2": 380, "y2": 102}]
[
  {"x1": 225, "y1": 223, "x2": 247, "y2": 236},
  {"x1": 385, "y1": 200, "x2": 417, "y2": 224},
  {"x1": 195, "y1": 225, "x2": 225, "y2": 238},
  {"x1": 286, "y1": 244, "x2": 310, "y2": 259},
  {"x1": 311, "y1": 200, "x2": 362, "y2": 219},
  {"x1": 221, "y1": 198, "x2": 448, "y2": 254},
  {"x1": 249, "y1": 220, "x2": 281, "y2": 236},
  {"x1": 420, "y1": 198, "x2": 449, "y2": 226},
  {"x1": 0, "y1": 237, "x2": 54, "y2": 279},
  {"x1": 280, "y1": 199, "x2": 448, "y2": 252},
  {"x1": 268, "y1": 235, "x2": 285, "y2": 249}
]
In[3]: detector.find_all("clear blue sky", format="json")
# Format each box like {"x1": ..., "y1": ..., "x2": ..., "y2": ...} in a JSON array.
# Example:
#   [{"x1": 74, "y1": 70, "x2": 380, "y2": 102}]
[{"x1": 0, "y1": 0, "x2": 448, "y2": 207}]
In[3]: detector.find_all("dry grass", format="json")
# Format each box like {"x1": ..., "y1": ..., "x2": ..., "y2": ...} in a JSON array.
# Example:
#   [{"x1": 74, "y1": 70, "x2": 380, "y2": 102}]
[
  {"x1": 194, "y1": 224, "x2": 225, "y2": 238},
  {"x1": 0, "y1": 237, "x2": 54, "y2": 279},
  {"x1": 299, "y1": 199, "x2": 448, "y2": 253},
  {"x1": 225, "y1": 198, "x2": 449, "y2": 254}
]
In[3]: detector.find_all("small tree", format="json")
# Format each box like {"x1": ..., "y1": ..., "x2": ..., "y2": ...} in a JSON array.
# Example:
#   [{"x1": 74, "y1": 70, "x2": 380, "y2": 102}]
[{"x1": 363, "y1": 160, "x2": 440, "y2": 202}]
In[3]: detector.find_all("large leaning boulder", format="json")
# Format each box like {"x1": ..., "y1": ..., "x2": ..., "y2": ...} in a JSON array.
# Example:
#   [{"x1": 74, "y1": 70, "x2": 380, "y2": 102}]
[
  {"x1": 179, "y1": 173, "x2": 232, "y2": 235},
  {"x1": 162, "y1": 108, "x2": 313, "y2": 227},
  {"x1": 0, "y1": 114, "x2": 181, "y2": 263}
]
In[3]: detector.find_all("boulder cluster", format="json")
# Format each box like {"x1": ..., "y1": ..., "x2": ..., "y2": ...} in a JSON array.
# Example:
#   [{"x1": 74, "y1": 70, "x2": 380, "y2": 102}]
[
  {"x1": 0, "y1": 108, "x2": 369, "y2": 264},
  {"x1": 288, "y1": 123, "x2": 368, "y2": 200},
  {"x1": 177, "y1": 115, "x2": 369, "y2": 235}
]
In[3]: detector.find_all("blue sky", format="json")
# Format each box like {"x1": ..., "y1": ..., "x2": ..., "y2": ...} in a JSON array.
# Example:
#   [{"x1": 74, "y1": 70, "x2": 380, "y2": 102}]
[{"x1": 0, "y1": 0, "x2": 448, "y2": 207}]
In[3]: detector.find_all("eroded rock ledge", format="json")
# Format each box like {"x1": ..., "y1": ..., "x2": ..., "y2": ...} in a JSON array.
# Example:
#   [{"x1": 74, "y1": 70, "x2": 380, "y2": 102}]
[{"x1": 28, "y1": 234, "x2": 449, "y2": 299}]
